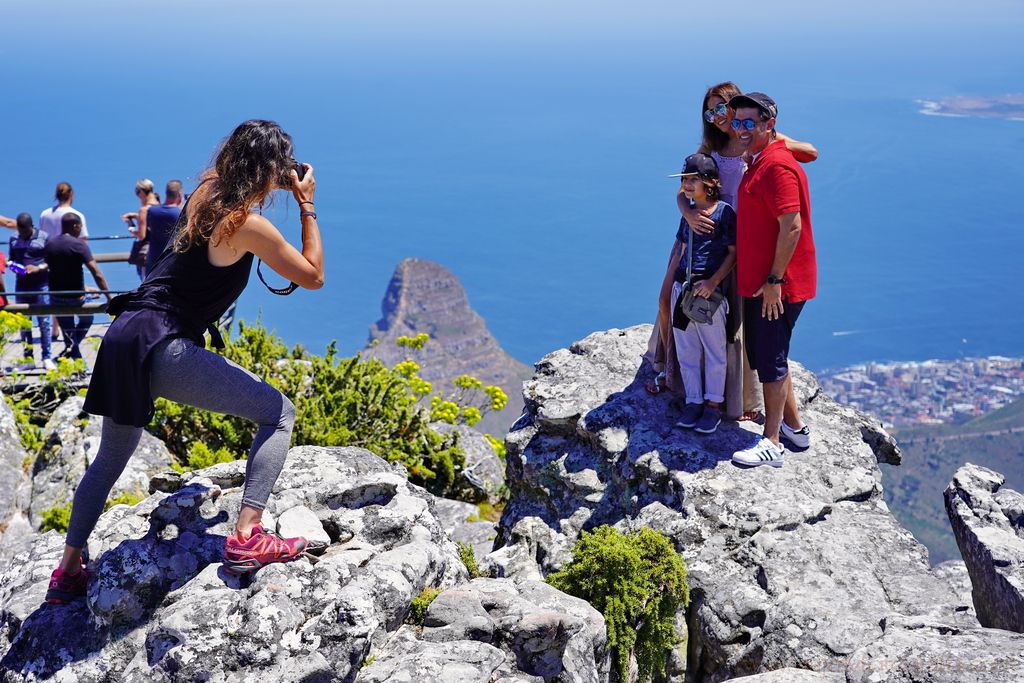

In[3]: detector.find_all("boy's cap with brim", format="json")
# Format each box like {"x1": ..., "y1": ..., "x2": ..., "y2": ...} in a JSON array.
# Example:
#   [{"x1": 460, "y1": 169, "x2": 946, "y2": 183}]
[
  {"x1": 729, "y1": 92, "x2": 778, "y2": 119},
  {"x1": 668, "y1": 153, "x2": 719, "y2": 180}
]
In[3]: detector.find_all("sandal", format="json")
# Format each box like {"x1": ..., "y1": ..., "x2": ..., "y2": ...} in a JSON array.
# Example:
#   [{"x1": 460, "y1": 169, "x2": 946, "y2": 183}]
[
  {"x1": 645, "y1": 371, "x2": 667, "y2": 395},
  {"x1": 739, "y1": 410, "x2": 766, "y2": 425}
]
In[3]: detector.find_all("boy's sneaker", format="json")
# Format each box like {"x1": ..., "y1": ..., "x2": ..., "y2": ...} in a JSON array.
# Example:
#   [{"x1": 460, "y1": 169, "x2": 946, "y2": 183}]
[
  {"x1": 780, "y1": 422, "x2": 811, "y2": 451},
  {"x1": 45, "y1": 561, "x2": 90, "y2": 604},
  {"x1": 694, "y1": 406, "x2": 722, "y2": 434},
  {"x1": 675, "y1": 403, "x2": 704, "y2": 429},
  {"x1": 223, "y1": 525, "x2": 308, "y2": 575},
  {"x1": 732, "y1": 437, "x2": 785, "y2": 468},
  {"x1": 42, "y1": 359, "x2": 57, "y2": 371}
]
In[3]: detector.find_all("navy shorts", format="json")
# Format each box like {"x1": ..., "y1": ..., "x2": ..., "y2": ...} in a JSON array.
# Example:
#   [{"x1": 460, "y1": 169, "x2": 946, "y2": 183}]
[{"x1": 743, "y1": 297, "x2": 806, "y2": 384}]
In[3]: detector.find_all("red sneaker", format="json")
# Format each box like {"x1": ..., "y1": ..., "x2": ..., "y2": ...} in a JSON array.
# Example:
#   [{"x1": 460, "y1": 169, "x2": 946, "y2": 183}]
[
  {"x1": 223, "y1": 525, "x2": 308, "y2": 575},
  {"x1": 45, "y1": 561, "x2": 90, "y2": 604}
]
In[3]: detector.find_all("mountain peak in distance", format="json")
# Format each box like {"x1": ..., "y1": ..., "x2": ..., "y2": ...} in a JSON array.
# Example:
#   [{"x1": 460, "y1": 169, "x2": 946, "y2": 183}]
[{"x1": 364, "y1": 258, "x2": 531, "y2": 436}]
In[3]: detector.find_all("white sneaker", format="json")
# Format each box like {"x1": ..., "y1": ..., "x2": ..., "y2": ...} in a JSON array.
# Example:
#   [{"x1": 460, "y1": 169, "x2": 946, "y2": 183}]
[
  {"x1": 781, "y1": 422, "x2": 811, "y2": 451},
  {"x1": 732, "y1": 437, "x2": 785, "y2": 468},
  {"x1": 42, "y1": 359, "x2": 57, "y2": 371}
]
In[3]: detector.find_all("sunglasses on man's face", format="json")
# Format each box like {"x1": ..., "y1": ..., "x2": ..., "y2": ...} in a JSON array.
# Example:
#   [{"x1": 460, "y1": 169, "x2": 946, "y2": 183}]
[
  {"x1": 731, "y1": 118, "x2": 760, "y2": 131},
  {"x1": 703, "y1": 102, "x2": 729, "y2": 122}
]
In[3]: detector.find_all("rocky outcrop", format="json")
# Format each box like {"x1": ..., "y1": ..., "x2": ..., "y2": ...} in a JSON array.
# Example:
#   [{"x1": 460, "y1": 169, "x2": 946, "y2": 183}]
[
  {"x1": 432, "y1": 422, "x2": 505, "y2": 502},
  {"x1": 364, "y1": 578, "x2": 607, "y2": 682},
  {"x1": 0, "y1": 446, "x2": 605, "y2": 682},
  {"x1": 0, "y1": 399, "x2": 29, "y2": 530},
  {"x1": 944, "y1": 463, "x2": 1024, "y2": 632},
  {"x1": 432, "y1": 496, "x2": 497, "y2": 563},
  {"x1": 27, "y1": 396, "x2": 174, "y2": 527},
  {"x1": 365, "y1": 258, "x2": 533, "y2": 437},
  {"x1": 491, "y1": 325, "x2": 984, "y2": 682},
  {"x1": 727, "y1": 670, "x2": 843, "y2": 682},
  {"x1": 845, "y1": 616, "x2": 1024, "y2": 682}
]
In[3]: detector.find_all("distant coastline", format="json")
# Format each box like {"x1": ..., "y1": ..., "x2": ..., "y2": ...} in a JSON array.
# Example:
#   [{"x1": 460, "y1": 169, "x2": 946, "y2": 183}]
[
  {"x1": 819, "y1": 355, "x2": 1024, "y2": 428},
  {"x1": 917, "y1": 94, "x2": 1024, "y2": 121}
]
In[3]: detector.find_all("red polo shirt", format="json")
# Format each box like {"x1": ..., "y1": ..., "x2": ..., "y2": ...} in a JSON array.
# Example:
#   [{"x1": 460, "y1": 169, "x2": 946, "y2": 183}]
[{"x1": 736, "y1": 139, "x2": 817, "y2": 302}]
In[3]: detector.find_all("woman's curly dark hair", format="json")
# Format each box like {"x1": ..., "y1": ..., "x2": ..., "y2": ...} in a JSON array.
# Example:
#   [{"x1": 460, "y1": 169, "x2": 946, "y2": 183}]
[
  {"x1": 700, "y1": 81, "x2": 742, "y2": 154},
  {"x1": 175, "y1": 119, "x2": 295, "y2": 251}
]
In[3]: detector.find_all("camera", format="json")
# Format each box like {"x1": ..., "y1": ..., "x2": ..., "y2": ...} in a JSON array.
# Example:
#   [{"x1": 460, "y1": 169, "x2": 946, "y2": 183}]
[{"x1": 282, "y1": 160, "x2": 307, "y2": 188}]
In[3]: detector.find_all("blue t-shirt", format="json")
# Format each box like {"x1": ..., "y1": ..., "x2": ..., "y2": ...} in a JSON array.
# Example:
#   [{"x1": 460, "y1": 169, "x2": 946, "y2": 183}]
[
  {"x1": 145, "y1": 204, "x2": 183, "y2": 273},
  {"x1": 673, "y1": 201, "x2": 736, "y2": 284},
  {"x1": 9, "y1": 229, "x2": 50, "y2": 289}
]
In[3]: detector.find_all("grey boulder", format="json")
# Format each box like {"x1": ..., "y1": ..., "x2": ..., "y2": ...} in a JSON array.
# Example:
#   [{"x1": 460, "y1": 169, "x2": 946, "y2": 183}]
[
  {"x1": 944, "y1": 463, "x2": 1024, "y2": 632},
  {"x1": 0, "y1": 446, "x2": 467, "y2": 682},
  {"x1": 27, "y1": 396, "x2": 174, "y2": 528},
  {"x1": 492, "y1": 325, "x2": 972, "y2": 682},
  {"x1": 846, "y1": 616, "x2": 1024, "y2": 682}
]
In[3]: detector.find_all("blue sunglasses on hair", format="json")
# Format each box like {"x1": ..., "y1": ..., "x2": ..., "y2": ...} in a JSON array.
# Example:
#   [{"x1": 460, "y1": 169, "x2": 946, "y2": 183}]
[
  {"x1": 703, "y1": 102, "x2": 728, "y2": 122},
  {"x1": 730, "y1": 118, "x2": 760, "y2": 131}
]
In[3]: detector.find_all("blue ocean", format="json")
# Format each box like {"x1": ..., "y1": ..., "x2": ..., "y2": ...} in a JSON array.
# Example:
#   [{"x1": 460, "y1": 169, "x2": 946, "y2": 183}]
[{"x1": 2, "y1": 0, "x2": 1022, "y2": 371}]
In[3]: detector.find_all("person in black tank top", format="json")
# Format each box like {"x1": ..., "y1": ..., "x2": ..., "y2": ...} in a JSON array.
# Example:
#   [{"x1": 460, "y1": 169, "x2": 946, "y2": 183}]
[{"x1": 47, "y1": 120, "x2": 326, "y2": 603}]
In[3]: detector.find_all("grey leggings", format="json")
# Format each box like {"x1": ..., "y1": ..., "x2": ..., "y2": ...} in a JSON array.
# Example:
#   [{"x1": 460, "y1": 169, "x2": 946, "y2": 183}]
[{"x1": 66, "y1": 337, "x2": 295, "y2": 549}]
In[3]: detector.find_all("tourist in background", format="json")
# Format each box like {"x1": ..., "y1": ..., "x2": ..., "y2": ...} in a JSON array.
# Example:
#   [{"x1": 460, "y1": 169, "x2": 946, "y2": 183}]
[
  {"x1": 122, "y1": 178, "x2": 160, "y2": 280},
  {"x1": 47, "y1": 119, "x2": 325, "y2": 604},
  {"x1": 728, "y1": 92, "x2": 817, "y2": 468},
  {"x1": 39, "y1": 182, "x2": 89, "y2": 238},
  {"x1": 143, "y1": 179, "x2": 185, "y2": 274},
  {"x1": 8, "y1": 213, "x2": 54, "y2": 370},
  {"x1": 39, "y1": 182, "x2": 88, "y2": 346},
  {"x1": 43, "y1": 213, "x2": 111, "y2": 360}
]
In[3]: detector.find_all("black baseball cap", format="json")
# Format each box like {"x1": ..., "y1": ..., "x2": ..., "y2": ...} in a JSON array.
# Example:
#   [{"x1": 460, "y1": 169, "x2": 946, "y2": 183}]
[
  {"x1": 729, "y1": 92, "x2": 778, "y2": 120},
  {"x1": 15, "y1": 213, "x2": 33, "y2": 230},
  {"x1": 668, "y1": 153, "x2": 719, "y2": 180}
]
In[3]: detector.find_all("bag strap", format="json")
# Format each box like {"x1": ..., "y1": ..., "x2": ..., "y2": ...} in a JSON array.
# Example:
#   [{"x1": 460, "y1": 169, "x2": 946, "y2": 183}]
[{"x1": 685, "y1": 213, "x2": 694, "y2": 284}]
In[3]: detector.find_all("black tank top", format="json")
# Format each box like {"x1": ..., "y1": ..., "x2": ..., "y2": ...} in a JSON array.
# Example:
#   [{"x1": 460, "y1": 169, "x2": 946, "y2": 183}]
[
  {"x1": 86, "y1": 205, "x2": 255, "y2": 426},
  {"x1": 109, "y1": 204, "x2": 254, "y2": 344}
]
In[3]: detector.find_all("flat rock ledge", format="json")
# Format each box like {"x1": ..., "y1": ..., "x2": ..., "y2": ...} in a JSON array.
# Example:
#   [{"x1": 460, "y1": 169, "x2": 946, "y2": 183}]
[
  {"x1": 944, "y1": 463, "x2": 1024, "y2": 632},
  {"x1": 0, "y1": 446, "x2": 605, "y2": 682},
  {"x1": 489, "y1": 325, "x2": 1014, "y2": 682}
]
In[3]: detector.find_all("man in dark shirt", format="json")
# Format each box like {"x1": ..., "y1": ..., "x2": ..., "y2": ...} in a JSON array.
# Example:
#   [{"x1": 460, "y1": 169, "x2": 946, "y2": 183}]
[
  {"x1": 44, "y1": 213, "x2": 111, "y2": 359},
  {"x1": 143, "y1": 179, "x2": 184, "y2": 274},
  {"x1": 9, "y1": 213, "x2": 54, "y2": 369}
]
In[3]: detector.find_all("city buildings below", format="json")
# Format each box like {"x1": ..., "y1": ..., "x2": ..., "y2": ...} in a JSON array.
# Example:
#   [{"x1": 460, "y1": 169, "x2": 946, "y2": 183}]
[{"x1": 818, "y1": 356, "x2": 1024, "y2": 429}]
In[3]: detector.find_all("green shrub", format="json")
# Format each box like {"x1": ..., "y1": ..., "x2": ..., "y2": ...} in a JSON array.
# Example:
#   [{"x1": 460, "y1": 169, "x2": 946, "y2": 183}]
[
  {"x1": 171, "y1": 442, "x2": 242, "y2": 473},
  {"x1": 39, "y1": 502, "x2": 73, "y2": 533},
  {"x1": 546, "y1": 526, "x2": 689, "y2": 683},
  {"x1": 3, "y1": 355, "x2": 87, "y2": 457},
  {"x1": 4, "y1": 396, "x2": 43, "y2": 453},
  {"x1": 405, "y1": 587, "x2": 441, "y2": 627},
  {"x1": 456, "y1": 541, "x2": 481, "y2": 579},
  {"x1": 147, "y1": 321, "x2": 469, "y2": 497},
  {"x1": 104, "y1": 491, "x2": 145, "y2": 510},
  {"x1": 483, "y1": 433, "x2": 506, "y2": 460}
]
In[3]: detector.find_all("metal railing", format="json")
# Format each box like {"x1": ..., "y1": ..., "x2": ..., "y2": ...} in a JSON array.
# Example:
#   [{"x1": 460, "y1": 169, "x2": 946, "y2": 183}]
[{"x1": 2, "y1": 233, "x2": 137, "y2": 316}]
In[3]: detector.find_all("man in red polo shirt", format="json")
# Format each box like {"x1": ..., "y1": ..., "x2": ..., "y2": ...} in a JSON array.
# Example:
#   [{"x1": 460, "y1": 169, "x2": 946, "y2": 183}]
[{"x1": 728, "y1": 92, "x2": 817, "y2": 468}]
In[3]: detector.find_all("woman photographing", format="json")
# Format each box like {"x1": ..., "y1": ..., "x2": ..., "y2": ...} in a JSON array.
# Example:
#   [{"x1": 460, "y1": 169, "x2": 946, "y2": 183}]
[{"x1": 46, "y1": 119, "x2": 325, "y2": 603}]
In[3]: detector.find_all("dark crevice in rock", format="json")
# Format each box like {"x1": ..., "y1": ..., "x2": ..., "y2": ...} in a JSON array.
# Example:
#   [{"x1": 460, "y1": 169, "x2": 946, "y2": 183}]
[
  {"x1": 836, "y1": 488, "x2": 875, "y2": 504},
  {"x1": 740, "y1": 609, "x2": 767, "y2": 630},
  {"x1": 755, "y1": 566, "x2": 769, "y2": 592},
  {"x1": 328, "y1": 482, "x2": 398, "y2": 510}
]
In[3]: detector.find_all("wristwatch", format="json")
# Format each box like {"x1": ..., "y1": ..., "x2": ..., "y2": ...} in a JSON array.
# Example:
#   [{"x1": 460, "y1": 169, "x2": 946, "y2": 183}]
[{"x1": 766, "y1": 274, "x2": 785, "y2": 285}]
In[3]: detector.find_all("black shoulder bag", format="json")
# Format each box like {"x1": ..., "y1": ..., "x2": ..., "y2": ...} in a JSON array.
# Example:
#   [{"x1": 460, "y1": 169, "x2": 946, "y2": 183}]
[{"x1": 673, "y1": 224, "x2": 724, "y2": 327}]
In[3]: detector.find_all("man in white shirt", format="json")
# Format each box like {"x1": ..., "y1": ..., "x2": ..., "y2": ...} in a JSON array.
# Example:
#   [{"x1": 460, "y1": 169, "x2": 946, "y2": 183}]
[{"x1": 39, "y1": 182, "x2": 88, "y2": 238}]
